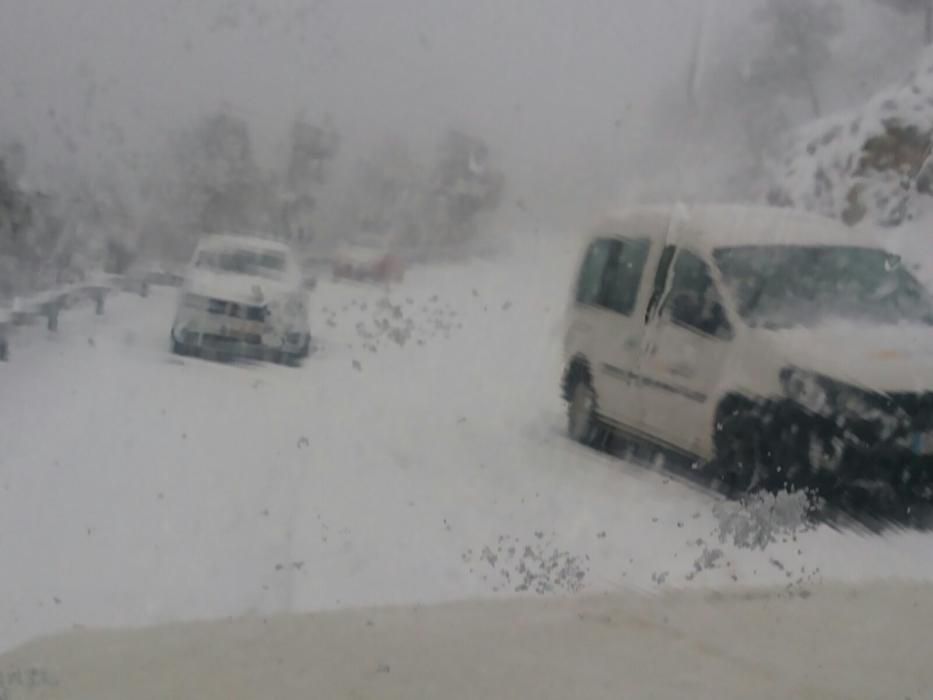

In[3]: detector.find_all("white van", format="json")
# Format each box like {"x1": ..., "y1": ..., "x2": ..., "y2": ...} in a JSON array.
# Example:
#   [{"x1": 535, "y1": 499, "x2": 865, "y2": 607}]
[
  {"x1": 171, "y1": 234, "x2": 312, "y2": 364},
  {"x1": 562, "y1": 205, "x2": 933, "y2": 507}
]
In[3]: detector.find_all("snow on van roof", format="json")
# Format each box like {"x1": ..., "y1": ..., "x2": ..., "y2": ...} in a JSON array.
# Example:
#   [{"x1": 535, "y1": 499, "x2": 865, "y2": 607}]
[
  {"x1": 195, "y1": 233, "x2": 291, "y2": 254},
  {"x1": 596, "y1": 204, "x2": 884, "y2": 252}
]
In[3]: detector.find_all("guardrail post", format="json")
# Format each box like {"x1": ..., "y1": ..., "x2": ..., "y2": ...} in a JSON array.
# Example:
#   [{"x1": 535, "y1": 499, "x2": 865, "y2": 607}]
[
  {"x1": 94, "y1": 288, "x2": 106, "y2": 315},
  {"x1": 0, "y1": 327, "x2": 8, "y2": 362},
  {"x1": 46, "y1": 301, "x2": 59, "y2": 331}
]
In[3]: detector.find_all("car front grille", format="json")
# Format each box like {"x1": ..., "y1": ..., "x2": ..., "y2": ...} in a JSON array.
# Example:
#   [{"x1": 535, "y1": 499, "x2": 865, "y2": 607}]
[
  {"x1": 202, "y1": 332, "x2": 262, "y2": 346},
  {"x1": 207, "y1": 298, "x2": 265, "y2": 321}
]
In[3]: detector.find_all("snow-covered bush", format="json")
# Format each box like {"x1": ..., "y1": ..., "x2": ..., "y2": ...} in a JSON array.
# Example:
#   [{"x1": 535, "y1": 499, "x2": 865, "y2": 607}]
[{"x1": 769, "y1": 46, "x2": 933, "y2": 228}]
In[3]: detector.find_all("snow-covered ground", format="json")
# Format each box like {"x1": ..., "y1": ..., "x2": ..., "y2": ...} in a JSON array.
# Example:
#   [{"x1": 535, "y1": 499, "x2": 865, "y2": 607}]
[{"x1": 1, "y1": 231, "x2": 932, "y2": 654}]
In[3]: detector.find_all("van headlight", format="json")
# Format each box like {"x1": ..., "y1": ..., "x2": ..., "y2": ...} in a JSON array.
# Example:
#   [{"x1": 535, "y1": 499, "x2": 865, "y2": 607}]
[
  {"x1": 780, "y1": 368, "x2": 873, "y2": 419},
  {"x1": 780, "y1": 368, "x2": 830, "y2": 415}
]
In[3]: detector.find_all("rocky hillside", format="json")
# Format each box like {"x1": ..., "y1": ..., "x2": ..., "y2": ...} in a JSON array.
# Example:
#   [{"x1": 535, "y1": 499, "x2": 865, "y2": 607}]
[{"x1": 769, "y1": 47, "x2": 933, "y2": 230}]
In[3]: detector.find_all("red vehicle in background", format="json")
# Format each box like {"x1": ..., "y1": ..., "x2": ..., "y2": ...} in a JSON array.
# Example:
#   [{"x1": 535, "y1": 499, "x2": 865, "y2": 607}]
[{"x1": 332, "y1": 234, "x2": 405, "y2": 283}]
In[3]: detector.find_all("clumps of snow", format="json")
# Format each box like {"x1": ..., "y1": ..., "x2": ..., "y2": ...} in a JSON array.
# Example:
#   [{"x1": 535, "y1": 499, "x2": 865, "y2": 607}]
[
  {"x1": 770, "y1": 46, "x2": 933, "y2": 229},
  {"x1": 315, "y1": 290, "x2": 464, "y2": 355},
  {"x1": 463, "y1": 533, "x2": 590, "y2": 594},
  {"x1": 712, "y1": 490, "x2": 818, "y2": 551},
  {"x1": 685, "y1": 547, "x2": 725, "y2": 581}
]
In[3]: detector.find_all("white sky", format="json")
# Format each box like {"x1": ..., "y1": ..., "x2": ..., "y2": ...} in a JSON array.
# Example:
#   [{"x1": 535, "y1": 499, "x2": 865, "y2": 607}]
[
  {"x1": 0, "y1": 0, "x2": 918, "y2": 223},
  {"x1": 0, "y1": 2, "x2": 711, "y2": 184}
]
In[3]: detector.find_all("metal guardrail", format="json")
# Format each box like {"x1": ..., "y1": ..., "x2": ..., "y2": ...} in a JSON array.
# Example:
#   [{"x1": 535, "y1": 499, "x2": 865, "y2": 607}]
[{"x1": 0, "y1": 269, "x2": 181, "y2": 362}]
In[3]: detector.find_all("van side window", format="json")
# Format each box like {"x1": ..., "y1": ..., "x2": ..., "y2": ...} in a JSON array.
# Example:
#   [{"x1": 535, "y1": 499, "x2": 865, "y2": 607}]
[
  {"x1": 576, "y1": 238, "x2": 650, "y2": 316},
  {"x1": 600, "y1": 238, "x2": 650, "y2": 315},
  {"x1": 575, "y1": 239, "x2": 614, "y2": 305},
  {"x1": 661, "y1": 251, "x2": 732, "y2": 339}
]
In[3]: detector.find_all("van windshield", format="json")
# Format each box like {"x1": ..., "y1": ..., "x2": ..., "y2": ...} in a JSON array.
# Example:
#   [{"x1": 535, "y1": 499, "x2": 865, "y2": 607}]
[{"x1": 714, "y1": 245, "x2": 933, "y2": 329}]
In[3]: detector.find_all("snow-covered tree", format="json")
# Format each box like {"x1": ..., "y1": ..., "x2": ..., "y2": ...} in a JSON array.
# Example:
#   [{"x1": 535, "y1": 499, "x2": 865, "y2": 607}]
[
  {"x1": 768, "y1": 48, "x2": 933, "y2": 229},
  {"x1": 0, "y1": 150, "x2": 77, "y2": 295},
  {"x1": 139, "y1": 109, "x2": 342, "y2": 260},
  {"x1": 275, "y1": 114, "x2": 339, "y2": 245},
  {"x1": 751, "y1": 0, "x2": 844, "y2": 118},
  {"x1": 0, "y1": 158, "x2": 32, "y2": 296},
  {"x1": 875, "y1": 0, "x2": 933, "y2": 45},
  {"x1": 285, "y1": 114, "x2": 339, "y2": 190},
  {"x1": 348, "y1": 138, "x2": 423, "y2": 242},
  {"x1": 424, "y1": 130, "x2": 504, "y2": 253},
  {"x1": 340, "y1": 130, "x2": 504, "y2": 257},
  {"x1": 144, "y1": 109, "x2": 272, "y2": 261},
  {"x1": 178, "y1": 110, "x2": 269, "y2": 235}
]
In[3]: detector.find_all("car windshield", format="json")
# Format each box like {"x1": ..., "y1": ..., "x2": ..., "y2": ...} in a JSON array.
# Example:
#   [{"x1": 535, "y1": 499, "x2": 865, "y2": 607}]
[
  {"x1": 196, "y1": 248, "x2": 286, "y2": 279},
  {"x1": 715, "y1": 245, "x2": 933, "y2": 329}
]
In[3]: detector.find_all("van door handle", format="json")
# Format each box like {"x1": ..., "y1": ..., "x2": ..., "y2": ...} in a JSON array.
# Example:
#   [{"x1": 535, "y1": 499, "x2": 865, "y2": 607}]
[{"x1": 623, "y1": 336, "x2": 639, "y2": 351}]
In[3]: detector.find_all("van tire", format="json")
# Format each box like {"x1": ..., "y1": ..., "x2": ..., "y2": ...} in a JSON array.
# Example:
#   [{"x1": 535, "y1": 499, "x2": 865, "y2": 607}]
[
  {"x1": 170, "y1": 330, "x2": 190, "y2": 357},
  {"x1": 568, "y1": 380, "x2": 600, "y2": 446}
]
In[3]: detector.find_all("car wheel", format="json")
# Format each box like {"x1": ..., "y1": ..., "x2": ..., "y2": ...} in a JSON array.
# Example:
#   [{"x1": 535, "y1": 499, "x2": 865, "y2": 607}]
[
  {"x1": 170, "y1": 331, "x2": 188, "y2": 357},
  {"x1": 568, "y1": 380, "x2": 599, "y2": 446},
  {"x1": 298, "y1": 334, "x2": 312, "y2": 359},
  {"x1": 283, "y1": 352, "x2": 303, "y2": 367}
]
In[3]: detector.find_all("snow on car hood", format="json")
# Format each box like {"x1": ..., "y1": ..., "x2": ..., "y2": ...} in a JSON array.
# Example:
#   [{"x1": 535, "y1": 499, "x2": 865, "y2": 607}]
[
  {"x1": 759, "y1": 321, "x2": 933, "y2": 392},
  {"x1": 184, "y1": 270, "x2": 295, "y2": 306}
]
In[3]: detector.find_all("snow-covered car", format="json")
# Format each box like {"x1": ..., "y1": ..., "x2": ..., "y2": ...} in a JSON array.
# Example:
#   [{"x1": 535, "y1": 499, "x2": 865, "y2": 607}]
[
  {"x1": 332, "y1": 234, "x2": 404, "y2": 283},
  {"x1": 171, "y1": 234, "x2": 312, "y2": 364},
  {"x1": 142, "y1": 261, "x2": 186, "y2": 288},
  {"x1": 562, "y1": 204, "x2": 933, "y2": 510}
]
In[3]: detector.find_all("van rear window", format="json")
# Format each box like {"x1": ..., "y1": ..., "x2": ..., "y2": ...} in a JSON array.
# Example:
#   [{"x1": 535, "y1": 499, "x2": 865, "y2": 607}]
[{"x1": 576, "y1": 237, "x2": 650, "y2": 316}]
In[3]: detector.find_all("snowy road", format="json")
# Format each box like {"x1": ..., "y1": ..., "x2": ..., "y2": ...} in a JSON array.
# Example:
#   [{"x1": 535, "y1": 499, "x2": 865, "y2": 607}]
[{"x1": 1, "y1": 233, "x2": 932, "y2": 653}]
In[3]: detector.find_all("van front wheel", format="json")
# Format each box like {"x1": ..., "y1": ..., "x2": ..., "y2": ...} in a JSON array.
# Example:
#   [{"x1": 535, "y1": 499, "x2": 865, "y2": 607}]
[{"x1": 568, "y1": 381, "x2": 599, "y2": 446}]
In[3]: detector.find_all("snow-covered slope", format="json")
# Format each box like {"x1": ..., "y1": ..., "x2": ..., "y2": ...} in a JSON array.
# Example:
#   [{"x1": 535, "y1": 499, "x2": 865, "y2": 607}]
[
  {"x1": 770, "y1": 47, "x2": 933, "y2": 230},
  {"x1": 0, "y1": 232, "x2": 931, "y2": 655}
]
